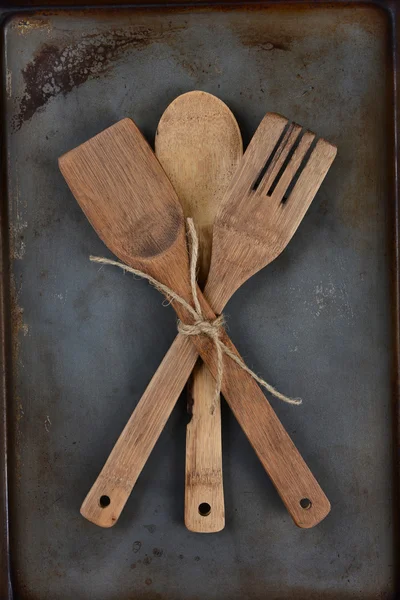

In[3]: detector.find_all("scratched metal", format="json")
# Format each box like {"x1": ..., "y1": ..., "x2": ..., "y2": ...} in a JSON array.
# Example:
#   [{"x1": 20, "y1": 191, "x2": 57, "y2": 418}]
[{"x1": 2, "y1": 4, "x2": 395, "y2": 599}]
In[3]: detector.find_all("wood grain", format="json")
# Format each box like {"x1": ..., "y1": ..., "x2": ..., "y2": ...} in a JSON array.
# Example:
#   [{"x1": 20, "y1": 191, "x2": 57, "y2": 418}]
[
  {"x1": 81, "y1": 335, "x2": 198, "y2": 528},
  {"x1": 59, "y1": 115, "x2": 336, "y2": 529},
  {"x1": 155, "y1": 91, "x2": 243, "y2": 533},
  {"x1": 155, "y1": 91, "x2": 242, "y2": 282}
]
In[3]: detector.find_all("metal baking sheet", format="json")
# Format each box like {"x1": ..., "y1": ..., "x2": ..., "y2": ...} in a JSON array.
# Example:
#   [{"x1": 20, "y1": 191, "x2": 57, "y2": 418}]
[{"x1": 0, "y1": 2, "x2": 398, "y2": 598}]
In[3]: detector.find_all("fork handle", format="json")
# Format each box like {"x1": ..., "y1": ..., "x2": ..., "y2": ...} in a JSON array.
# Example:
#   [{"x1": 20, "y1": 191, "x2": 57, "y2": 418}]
[
  {"x1": 81, "y1": 324, "x2": 330, "y2": 529},
  {"x1": 178, "y1": 303, "x2": 331, "y2": 529}
]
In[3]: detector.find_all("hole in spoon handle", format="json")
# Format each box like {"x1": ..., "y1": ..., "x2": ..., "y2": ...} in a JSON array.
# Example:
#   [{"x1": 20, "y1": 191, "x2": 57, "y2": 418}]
[{"x1": 198, "y1": 502, "x2": 212, "y2": 516}]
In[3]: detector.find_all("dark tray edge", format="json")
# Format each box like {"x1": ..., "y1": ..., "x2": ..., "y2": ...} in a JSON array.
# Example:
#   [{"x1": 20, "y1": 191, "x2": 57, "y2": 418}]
[{"x1": 0, "y1": 4, "x2": 12, "y2": 592}]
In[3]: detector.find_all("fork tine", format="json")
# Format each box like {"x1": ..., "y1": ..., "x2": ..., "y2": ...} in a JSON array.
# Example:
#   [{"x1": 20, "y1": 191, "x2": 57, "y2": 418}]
[
  {"x1": 242, "y1": 113, "x2": 289, "y2": 190},
  {"x1": 256, "y1": 123, "x2": 302, "y2": 195},
  {"x1": 282, "y1": 138, "x2": 337, "y2": 231},
  {"x1": 270, "y1": 130, "x2": 315, "y2": 203}
]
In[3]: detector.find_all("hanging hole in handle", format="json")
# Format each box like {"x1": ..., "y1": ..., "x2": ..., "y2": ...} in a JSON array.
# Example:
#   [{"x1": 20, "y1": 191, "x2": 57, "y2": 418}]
[
  {"x1": 198, "y1": 502, "x2": 211, "y2": 516},
  {"x1": 300, "y1": 497, "x2": 312, "y2": 510},
  {"x1": 99, "y1": 495, "x2": 111, "y2": 508}
]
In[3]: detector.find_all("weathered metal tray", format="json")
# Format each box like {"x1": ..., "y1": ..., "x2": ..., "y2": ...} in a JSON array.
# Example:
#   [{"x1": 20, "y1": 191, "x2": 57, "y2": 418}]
[{"x1": 0, "y1": 1, "x2": 398, "y2": 598}]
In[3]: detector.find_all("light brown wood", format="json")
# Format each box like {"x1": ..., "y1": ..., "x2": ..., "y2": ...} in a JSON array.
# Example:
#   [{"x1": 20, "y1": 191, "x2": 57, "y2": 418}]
[
  {"x1": 155, "y1": 91, "x2": 243, "y2": 533},
  {"x1": 155, "y1": 91, "x2": 243, "y2": 283},
  {"x1": 185, "y1": 362, "x2": 223, "y2": 529},
  {"x1": 59, "y1": 114, "x2": 336, "y2": 529}
]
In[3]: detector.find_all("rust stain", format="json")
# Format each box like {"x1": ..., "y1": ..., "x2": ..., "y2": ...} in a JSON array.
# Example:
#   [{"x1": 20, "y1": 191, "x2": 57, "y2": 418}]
[
  {"x1": 10, "y1": 224, "x2": 26, "y2": 260},
  {"x1": 12, "y1": 4, "x2": 386, "y2": 133},
  {"x1": 10, "y1": 274, "x2": 28, "y2": 368},
  {"x1": 225, "y1": 2, "x2": 388, "y2": 80},
  {"x1": 13, "y1": 22, "x2": 185, "y2": 131},
  {"x1": 231, "y1": 28, "x2": 293, "y2": 52},
  {"x1": 12, "y1": 16, "x2": 52, "y2": 36},
  {"x1": 228, "y1": 3, "x2": 387, "y2": 45},
  {"x1": 10, "y1": 274, "x2": 28, "y2": 484},
  {"x1": 13, "y1": 397, "x2": 23, "y2": 485}
]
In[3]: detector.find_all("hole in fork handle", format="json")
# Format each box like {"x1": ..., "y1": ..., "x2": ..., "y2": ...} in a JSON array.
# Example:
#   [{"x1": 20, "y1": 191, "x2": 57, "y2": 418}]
[{"x1": 300, "y1": 497, "x2": 312, "y2": 510}]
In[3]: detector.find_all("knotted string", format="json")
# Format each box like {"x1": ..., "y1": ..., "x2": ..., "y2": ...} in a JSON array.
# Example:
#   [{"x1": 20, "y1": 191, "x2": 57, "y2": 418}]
[{"x1": 90, "y1": 218, "x2": 301, "y2": 406}]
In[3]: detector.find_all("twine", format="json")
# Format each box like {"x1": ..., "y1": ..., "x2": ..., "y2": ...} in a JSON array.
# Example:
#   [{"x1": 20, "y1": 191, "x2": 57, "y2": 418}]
[{"x1": 90, "y1": 218, "x2": 301, "y2": 407}]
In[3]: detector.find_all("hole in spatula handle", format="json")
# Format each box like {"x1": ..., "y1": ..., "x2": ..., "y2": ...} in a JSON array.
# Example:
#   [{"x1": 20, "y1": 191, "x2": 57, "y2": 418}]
[
  {"x1": 99, "y1": 495, "x2": 111, "y2": 508},
  {"x1": 198, "y1": 502, "x2": 211, "y2": 516}
]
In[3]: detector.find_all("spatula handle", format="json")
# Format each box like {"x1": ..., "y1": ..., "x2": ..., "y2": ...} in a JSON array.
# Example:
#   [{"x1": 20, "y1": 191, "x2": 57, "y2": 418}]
[
  {"x1": 80, "y1": 335, "x2": 198, "y2": 528},
  {"x1": 81, "y1": 324, "x2": 330, "y2": 529}
]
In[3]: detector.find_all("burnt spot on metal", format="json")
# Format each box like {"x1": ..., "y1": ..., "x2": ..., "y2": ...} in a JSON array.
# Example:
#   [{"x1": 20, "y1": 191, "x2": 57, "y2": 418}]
[
  {"x1": 244, "y1": 38, "x2": 292, "y2": 52},
  {"x1": 12, "y1": 23, "x2": 185, "y2": 132},
  {"x1": 152, "y1": 548, "x2": 163, "y2": 557},
  {"x1": 132, "y1": 540, "x2": 142, "y2": 553},
  {"x1": 227, "y1": 19, "x2": 293, "y2": 53}
]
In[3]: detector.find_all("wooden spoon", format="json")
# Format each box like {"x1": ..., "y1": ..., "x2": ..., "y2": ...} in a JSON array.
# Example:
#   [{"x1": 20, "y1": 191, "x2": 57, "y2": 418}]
[
  {"x1": 59, "y1": 115, "x2": 336, "y2": 529},
  {"x1": 155, "y1": 91, "x2": 243, "y2": 532}
]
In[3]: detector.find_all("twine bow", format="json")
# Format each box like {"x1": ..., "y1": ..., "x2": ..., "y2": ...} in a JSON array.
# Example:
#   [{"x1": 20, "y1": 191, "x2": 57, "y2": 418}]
[{"x1": 90, "y1": 218, "x2": 301, "y2": 406}]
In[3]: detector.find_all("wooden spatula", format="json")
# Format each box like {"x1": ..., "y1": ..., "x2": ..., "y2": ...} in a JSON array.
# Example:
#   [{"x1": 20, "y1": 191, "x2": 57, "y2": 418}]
[
  {"x1": 59, "y1": 114, "x2": 336, "y2": 529},
  {"x1": 155, "y1": 91, "x2": 243, "y2": 532}
]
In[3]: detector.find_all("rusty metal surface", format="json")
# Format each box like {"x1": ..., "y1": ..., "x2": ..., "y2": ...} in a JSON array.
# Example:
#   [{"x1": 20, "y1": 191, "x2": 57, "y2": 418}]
[{"x1": 0, "y1": 2, "x2": 397, "y2": 598}]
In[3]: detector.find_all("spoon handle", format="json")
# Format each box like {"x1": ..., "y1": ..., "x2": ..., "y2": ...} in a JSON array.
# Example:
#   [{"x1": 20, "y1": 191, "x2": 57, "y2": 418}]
[
  {"x1": 185, "y1": 361, "x2": 224, "y2": 532},
  {"x1": 81, "y1": 318, "x2": 330, "y2": 530}
]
